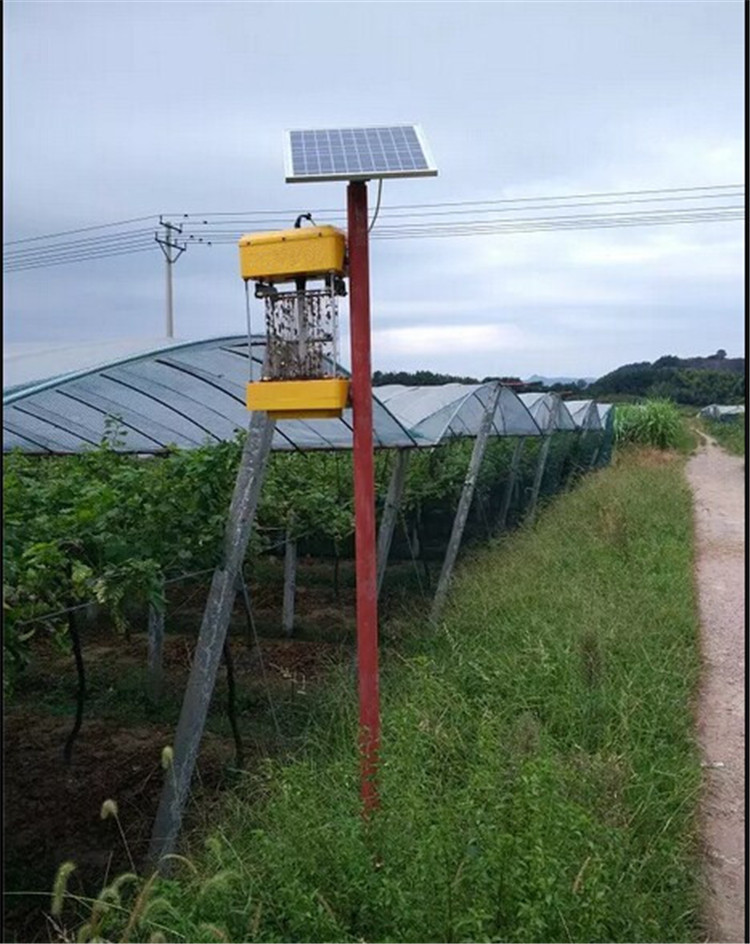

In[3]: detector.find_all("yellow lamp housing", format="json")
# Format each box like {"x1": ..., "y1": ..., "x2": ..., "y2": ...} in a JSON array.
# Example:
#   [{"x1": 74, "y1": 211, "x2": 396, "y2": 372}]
[
  {"x1": 246, "y1": 377, "x2": 350, "y2": 420},
  {"x1": 239, "y1": 225, "x2": 346, "y2": 284},
  {"x1": 240, "y1": 222, "x2": 348, "y2": 419}
]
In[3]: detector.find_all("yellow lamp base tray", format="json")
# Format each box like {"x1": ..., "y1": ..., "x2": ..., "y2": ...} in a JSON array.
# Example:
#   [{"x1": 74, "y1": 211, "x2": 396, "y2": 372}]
[
  {"x1": 268, "y1": 409, "x2": 343, "y2": 420},
  {"x1": 246, "y1": 377, "x2": 350, "y2": 419}
]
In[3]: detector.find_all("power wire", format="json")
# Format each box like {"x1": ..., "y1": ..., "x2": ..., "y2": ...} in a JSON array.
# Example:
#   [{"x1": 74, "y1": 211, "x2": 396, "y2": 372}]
[
  {"x1": 164, "y1": 183, "x2": 744, "y2": 218},
  {"x1": 4, "y1": 215, "x2": 159, "y2": 246},
  {"x1": 6, "y1": 184, "x2": 741, "y2": 247},
  {"x1": 4, "y1": 185, "x2": 744, "y2": 271},
  {"x1": 170, "y1": 188, "x2": 746, "y2": 228}
]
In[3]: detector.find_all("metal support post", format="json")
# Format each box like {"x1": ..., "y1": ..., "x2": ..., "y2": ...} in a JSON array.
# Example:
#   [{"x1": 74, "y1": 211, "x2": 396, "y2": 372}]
[
  {"x1": 574, "y1": 428, "x2": 589, "y2": 478},
  {"x1": 347, "y1": 180, "x2": 380, "y2": 814},
  {"x1": 431, "y1": 385, "x2": 501, "y2": 622},
  {"x1": 146, "y1": 583, "x2": 165, "y2": 705},
  {"x1": 527, "y1": 434, "x2": 552, "y2": 526},
  {"x1": 376, "y1": 449, "x2": 410, "y2": 598},
  {"x1": 148, "y1": 410, "x2": 275, "y2": 868},
  {"x1": 594, "y1": 413, "x2": 614, "y2": 468},
  {"x1": 590, "y1": 425, "x2": 606, "y2": 469},
  {"x1": 496, "y1": 436, "x2": 526, "y2": 533},
  {"x1": 282, "y1": 516, "x2": 297, "y2": 636},
  {"x1": 165, "y1": 258, "x2": 174, "y2": 339}
]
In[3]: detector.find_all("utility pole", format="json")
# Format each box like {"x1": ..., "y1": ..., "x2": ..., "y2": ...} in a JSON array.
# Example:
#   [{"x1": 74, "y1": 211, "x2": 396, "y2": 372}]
[{"x1": 155, "y1": 217, "x2": 186, "y2": 338}]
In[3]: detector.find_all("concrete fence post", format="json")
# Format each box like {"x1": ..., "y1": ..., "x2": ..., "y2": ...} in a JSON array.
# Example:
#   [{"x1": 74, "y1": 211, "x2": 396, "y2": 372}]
[
  {"x1": 431, "y1": 385, "x2": 501, "y2": 622},
  {"x1": 376, "y1": 449, "x2": 410, "y2": 598},
  {"x1": 148, "y1": 411, "x2": 275, "y2": 869}
]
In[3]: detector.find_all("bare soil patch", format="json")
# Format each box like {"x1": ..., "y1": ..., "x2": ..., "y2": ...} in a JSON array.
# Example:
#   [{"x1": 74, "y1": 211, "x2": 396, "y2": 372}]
[
  {"x1": 3, "y1": 711, "x2": 233, "y2": 942},
  {"x1": 3, "y1": 578, "x2": 351, "y2": 943},
  {"x1": 627, "y1": 446, "x2": 682, "y2": 467}
]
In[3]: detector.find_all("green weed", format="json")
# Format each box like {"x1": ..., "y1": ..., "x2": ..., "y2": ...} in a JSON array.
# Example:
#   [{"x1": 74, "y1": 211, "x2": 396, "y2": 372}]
[
  {"x1": 69, "y1": 447, "x2": 702, "y2": 943},
  {"x1": 613, "y1": 399, "x2": 685, "y2": 450},
  {"x1": 615, "y1": 400, "x2": 692, "y2": 451}
]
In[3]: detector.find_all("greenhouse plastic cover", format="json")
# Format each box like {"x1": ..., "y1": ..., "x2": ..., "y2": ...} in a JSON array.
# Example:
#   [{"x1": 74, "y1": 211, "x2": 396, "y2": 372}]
[
  {"x1": 563, "y1": 399, "x2": 603, "y2": 431},
  {"x1": 4, "y1": 338, "x2": 185, "y2": 395},
  {"x1": 698, "y1": 404, "x2": 745, "y2": 420},
  {"x1": 518, "y1": 392, "x2": 577, "y2": 433},
  {"x1": 3, "y1": 336, "x2": 422, "y2": 454},
  {"x1": 374, "y1": 383, "x2": 541, "y2": 443}
]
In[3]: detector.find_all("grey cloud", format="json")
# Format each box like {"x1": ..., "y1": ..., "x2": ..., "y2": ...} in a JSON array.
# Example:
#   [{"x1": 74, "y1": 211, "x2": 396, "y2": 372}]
[{"x1": 3, "y1": 0, "x2": 744, "y2": 378}]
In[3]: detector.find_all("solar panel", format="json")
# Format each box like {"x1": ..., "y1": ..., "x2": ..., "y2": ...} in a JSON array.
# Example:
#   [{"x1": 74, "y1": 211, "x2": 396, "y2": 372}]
[{"x1": 284, "y1": 125, "x2": 437, "y2": 183}]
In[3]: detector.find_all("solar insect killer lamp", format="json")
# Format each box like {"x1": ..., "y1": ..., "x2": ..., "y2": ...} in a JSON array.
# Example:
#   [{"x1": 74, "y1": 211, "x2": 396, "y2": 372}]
[
  {"x1": 246, "y1": 125, "x2": 437, "y2": 815},
  {"x1": 239, "y1": 218, "x2": 350, "y2": 419}
]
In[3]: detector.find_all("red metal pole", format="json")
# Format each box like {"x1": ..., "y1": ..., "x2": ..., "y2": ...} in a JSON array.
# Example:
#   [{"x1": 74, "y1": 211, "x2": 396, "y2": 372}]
[{"x1": 347, "y1": 180, "x2": 380, "y2": 813}]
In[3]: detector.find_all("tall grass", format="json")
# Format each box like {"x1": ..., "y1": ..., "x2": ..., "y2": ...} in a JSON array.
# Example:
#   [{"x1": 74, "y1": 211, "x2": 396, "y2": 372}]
[
  {"x1": 700, "y1": 417, "x2": 745, "y2": 456},
  {"x1": 614, "y1": 399, "x2": 684, "y2": 450},
  {"x1": 68, "y1": 450, "x2": 702, "y2": 943}
]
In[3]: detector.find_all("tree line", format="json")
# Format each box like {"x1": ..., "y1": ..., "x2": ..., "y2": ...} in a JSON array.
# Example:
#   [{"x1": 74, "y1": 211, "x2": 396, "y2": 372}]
[
  {"x1": 373, "y1": 349, "x2": 744, "y2": 406},
  {"x1": 588, "y1": 350, "x2": 745, "y2": 405}
]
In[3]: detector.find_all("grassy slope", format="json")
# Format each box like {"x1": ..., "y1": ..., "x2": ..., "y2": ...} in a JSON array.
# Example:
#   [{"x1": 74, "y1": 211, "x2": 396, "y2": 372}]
[{"x1": 78, "y1": 449, "x2": 703, "y2": 944}]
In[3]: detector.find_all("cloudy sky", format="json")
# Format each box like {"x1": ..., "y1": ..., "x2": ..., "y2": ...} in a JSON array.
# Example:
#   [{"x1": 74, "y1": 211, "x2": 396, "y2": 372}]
[{"x1": 3, "y1": 0, "x2": 744, "y2": 380}]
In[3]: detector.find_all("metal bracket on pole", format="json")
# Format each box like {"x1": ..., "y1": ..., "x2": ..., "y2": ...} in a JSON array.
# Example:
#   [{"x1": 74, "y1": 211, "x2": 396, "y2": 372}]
[
  {"x1": 430, "y1": 385, "x2": 501, "y2": 623},
  {"x1": 376, "y1": 449, "x2": 410, "y2": 599},
  {"x1": 496, "y1": 436, "x2": 527, "y2": 534},
  {"x1": 147, "y1": 410, "x2": 275, "y2": 869},
  {"x1": 526, "y1": 434, "x2": 552, "y2": 526}
]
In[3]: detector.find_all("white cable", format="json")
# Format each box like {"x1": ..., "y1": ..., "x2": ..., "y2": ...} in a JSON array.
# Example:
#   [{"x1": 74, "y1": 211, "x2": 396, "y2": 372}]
[{"x1": 368, "y1": 180, "x2": 384, "y2": 233}]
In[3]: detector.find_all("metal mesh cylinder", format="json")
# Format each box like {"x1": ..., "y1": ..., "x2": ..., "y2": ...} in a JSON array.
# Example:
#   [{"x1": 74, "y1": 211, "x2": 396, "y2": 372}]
[{"x1": 263, "y1": 287, "x2": 339, "y2": 381}]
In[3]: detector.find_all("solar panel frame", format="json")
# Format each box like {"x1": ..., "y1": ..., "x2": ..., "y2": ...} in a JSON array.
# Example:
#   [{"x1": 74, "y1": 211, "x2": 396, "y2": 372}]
[{"x1": 284, "y1": 124, "x2": 437, "y2": 183}]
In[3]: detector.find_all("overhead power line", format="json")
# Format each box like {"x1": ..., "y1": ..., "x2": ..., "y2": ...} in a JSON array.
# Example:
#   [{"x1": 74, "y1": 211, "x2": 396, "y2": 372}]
[
  {"x1": 3, "y1": 214, "x2": 159, "y2": 246},
  {"x1": 4, "y1": 227, "x2": 155, "y2": 257},
  {"x1": 5, "y1": 245, "x2": 157, "y2": 272},
  {"x1": 6, "y1": 208, "x2": 742, "y2": 271},
  {"x1": 5, "y1": 185, "x2": 742, "y2": 248},
  {"x1": 5, "y1": 209, "x2": 744, "y2": 269},
  {"x1": 166, "y1": 191, "x2": 746, "y2": 230},
  {"x1": 371, "y1": 208, "x2": 745, "y2": 240},
  {"x1": 164, "y1": 183, "x2": 744, "y2": 218},
  {"x1": 4, "y1": 184, "x2": 744, "y2": 272},
  {"x1": 171, "y1": 204, "x2": 744, "y2": 237}
]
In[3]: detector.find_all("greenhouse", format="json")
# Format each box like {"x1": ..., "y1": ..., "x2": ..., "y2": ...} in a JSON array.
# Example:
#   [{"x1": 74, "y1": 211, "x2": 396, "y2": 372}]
[
  {"x1": 2, "y1": 336, "x2": 420, "y2": 454},
  {"x1": 373, "y1": 382, "x2": 541, "y2": 442},
  {"x1": 3, "y1": 335, "x2": 616, "y2": 868},
  {"x1": 518, "y1": 390, "x2": 577, "y2": 432},
  {"x1": 698, "y1": 403, "x2": 745, "y2": 422},
  {"x1": 563, "y1": 398, "x2": 603, "y2": 432}
]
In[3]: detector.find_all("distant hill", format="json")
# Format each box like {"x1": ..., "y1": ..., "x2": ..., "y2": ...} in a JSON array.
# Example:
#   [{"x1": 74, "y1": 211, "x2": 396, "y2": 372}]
[{"x1": 589, "y1": 350, "x2": 745, "y2": 406}]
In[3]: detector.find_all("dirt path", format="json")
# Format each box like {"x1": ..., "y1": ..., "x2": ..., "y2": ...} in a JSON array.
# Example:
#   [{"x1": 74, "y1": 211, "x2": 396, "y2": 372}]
[{"x1": 685, "y1": 435, "x2": 746, "y2": 943}]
